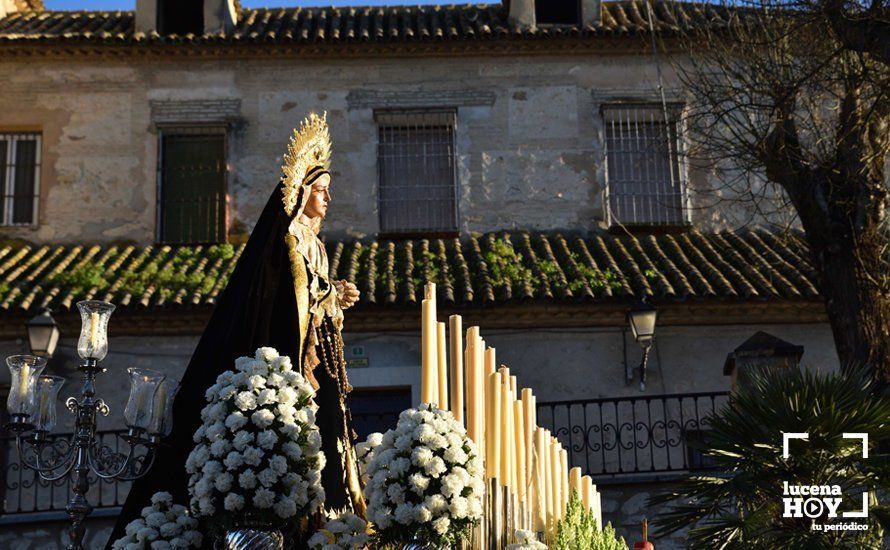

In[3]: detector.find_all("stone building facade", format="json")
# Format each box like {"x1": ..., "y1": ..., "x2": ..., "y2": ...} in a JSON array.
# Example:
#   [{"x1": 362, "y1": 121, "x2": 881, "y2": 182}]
[{"x1": 0, "y1": 0, "x2": 837, "y2": 547}]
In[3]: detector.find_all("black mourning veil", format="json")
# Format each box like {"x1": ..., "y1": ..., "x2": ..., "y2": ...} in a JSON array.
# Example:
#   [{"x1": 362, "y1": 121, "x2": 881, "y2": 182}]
[{"x1": 108, "y1": 183, "x2": 305, "y2": 546}]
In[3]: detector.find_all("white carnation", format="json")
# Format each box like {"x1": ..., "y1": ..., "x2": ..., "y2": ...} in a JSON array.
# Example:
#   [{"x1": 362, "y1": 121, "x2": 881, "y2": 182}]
[
  {"x1": 234, "y1": 391, "x2": 257, "y2": 411},
  {"x1": 251, "y1": 408, "x2": 275, "y2": 429},
  {"x1": 255, "y1": 347, "x2": 279, "y2": 363},
  {"x1": 252, "y1": 488, "x2": 275, "y2": 509},
  {"x1": 257, "y1": 430, "x2": 278, "y2": 450},
  {"x1": 223, "y1": 493, "x2": 245, "y2": 512},
  {"x1": 225, "y1": 412, "x2": 248, "y2": 431}
]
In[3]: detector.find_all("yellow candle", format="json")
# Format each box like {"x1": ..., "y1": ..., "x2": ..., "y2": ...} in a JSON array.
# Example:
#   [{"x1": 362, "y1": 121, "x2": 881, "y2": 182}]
[
  {"x1": 569, "y1": 467, "x2": 582, "y2": 501},
  {"x1": 593, "y1": 491, "x2": 602, "y2": 527},
  {"x1": 514, "y1": 399, "x2": 526, "y2": 501},
  {"x1": 152, "y1": 382, "x2": 167, "y2": 429},
  {"x1": 436, "y1": 321, "x2": 448, "y2": 410},
  {"x1": 89, "y1": 311, "x2": 99, "y2": 352},
  {"x1": 510, "y1": 375, "x2": 517, "y2": 395},
  {"x1": 475, "y1": 335, "x2": 486, "y2": 453},
  {"x1": 465, "y1": 327, "x2": 482, "y2": 448},
  {"x1": 37, "y1": 379, "x2": 50, "y2": 421},
  {"x1": 500, "y1": 383, "x2": 512, "y2": 486},
  {"x1": 551, "y1": 438, "x2": 562, "y2": 522},
  {"x1": 484, "y1": 347, "x2": 496, "y2": 380},
  {"x1": 534, "y1": 427, "x2": 547, "y2": 533},
  {"x1": 582, "y1": 476, "x2": 594, "y2": 512},
  {"x1": 521, "y1": 390, "x2": 535, "y2": 494},
  {"x1": 420, "y1": 284, "x2": 437, "y2": 406},
  {"x1": 486, "y1": 371, "x2": 502, "y2": 480},
  {"x1": 18, "y1": 363, "x2": 30, "y2": 410},
  {"x1": 449, "y1": 315, "x2": 464, "y2": 425},
  {"x1": 560, "y1": 448, "x2": 570, "y2": 512}
]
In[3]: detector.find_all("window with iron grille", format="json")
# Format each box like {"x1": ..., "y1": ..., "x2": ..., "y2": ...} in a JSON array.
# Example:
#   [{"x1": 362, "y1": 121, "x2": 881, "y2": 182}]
[
  {"x1": 0, "y1": 133, "x2": 41, "y2": 226},
  {"x1": 376, "y1": 109, "x2": 458, "y2": 235},
  {"x1": 603, "y1": 104, "x2": 689, "y2": 227},
  {"x1": 158, "y1": 127, "x2": 227, "y2": 244}
]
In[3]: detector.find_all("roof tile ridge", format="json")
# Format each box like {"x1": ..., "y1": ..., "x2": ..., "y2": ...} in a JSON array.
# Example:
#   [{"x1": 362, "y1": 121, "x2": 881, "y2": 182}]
[
  {"x1": 436, "y1": 238, "x2": 455, "y2": 304},
  {"x1": 57, "y1": 244, "x2": 102, "y2": 311},
  {"x1": 139, "y1": 245, "x2": 175, "y2": 308},
  {"x1": 517, "y1": 231, "x2": 552, "y2": 299},
  {"x1": 587, "y1": 233, "x2": 633, "y2": 297},
  {"x1": 103, "y1": 244, "x2": 153, "y2": 305},
  {"x1": 687, "y1": 231, "x2": 757, "y2": 298},
  {"x1": 452, "y1": 236, "x2": 474, "y2": 303},
  {"x1": 485, "y1": 232, "x2": 512, "y2": 301},
  {"x1": 204, "y1": 244, "x2": 243, "y2": 304},
  {"x1": 712, "y1": 231, "x2": 785, "y2": 297},
  {"x1": 659, "y1": 233, "x2": 715, "y2": 297},
  {"x1": 537, "y1": 233, "x2": 572, "y2": 299},
  {"x1": 553, "y1": 233, "x2": 593, "y2": 299},
  {"x1": 607, "y1": 234, "x2": 655, "y2": 298},
  {"x1": 572, "y1": 235, "x2": 611, "y2": 298},
  {"x1": 16, "y1": 245, "x2": 68, "y2": 311},
  {"x1": 724, "y1": 231, "x2": 803, "y2": 298},
  {"x1": 401, "y1": 239, "x2": 417, "y2": 304},
  {"x1": 733, "y1": 230, "x2": 811, "y2": 298},
  {"x1": 364, "y1": 240, "x2": 378, "y2": 305},
  {"x1": 381, "y1": 240, "x2": 397, "y2": 305},
  {"x1": 638, "y1": 234, "x2": 693, "y2": 297},
  {"x1": 467, "y1": 233, "x2": 495, "y2": 303}
]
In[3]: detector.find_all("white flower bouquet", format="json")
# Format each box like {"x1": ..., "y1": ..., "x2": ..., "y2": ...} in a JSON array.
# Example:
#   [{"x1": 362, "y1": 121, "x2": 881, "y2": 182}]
[
  {"x1": 507, "y1": 530, "x2": 548, "y2": 549},
  {"x1": 111, "y1": 491, "x2": 202, "y2": 550},
  {"x1": 307, "y1": 509, "x2": 371, "y2": 549},
  {"x1": 363, "y1": 405, "x2": 484, "y2": 549},
  {"x1": 185, "y1": 346, "x2": 325, "y2": 534}
]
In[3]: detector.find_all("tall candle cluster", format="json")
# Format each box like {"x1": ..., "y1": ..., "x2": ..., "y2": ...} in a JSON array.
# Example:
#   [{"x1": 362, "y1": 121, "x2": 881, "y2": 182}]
[{"x1": 419, "y1": 283, "x2": 602, "y2": 547}]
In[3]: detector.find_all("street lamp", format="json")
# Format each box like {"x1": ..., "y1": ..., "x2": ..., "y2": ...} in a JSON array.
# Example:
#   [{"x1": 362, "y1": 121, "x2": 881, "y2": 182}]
[
  {"x1": 627, "y1": 302, "x2": 657, "y2": 391},
  {"x1": 5, "y1": 300, "x2": 176, "y2": 550},
  {"x1": 26, "y1": 308, "x2": 60, "y2": 358}
]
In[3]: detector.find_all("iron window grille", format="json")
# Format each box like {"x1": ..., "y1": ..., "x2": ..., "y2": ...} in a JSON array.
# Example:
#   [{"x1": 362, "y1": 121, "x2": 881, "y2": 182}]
[
  {"x1": 0, "y1": 133, "x2": 41, "y2": 227},
  {"x1": 376, "y1": 109, "x2": 458, "y2": 235},
  {"x1": 602, "y1": 104, "x2": 690, "y2": 228},
  {"x1": 156, "y1": 126, "x2": 228, "y2": 244}
]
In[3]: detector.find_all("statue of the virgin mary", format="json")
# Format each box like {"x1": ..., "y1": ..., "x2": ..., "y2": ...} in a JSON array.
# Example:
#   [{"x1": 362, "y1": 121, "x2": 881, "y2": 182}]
[{"x1": 110, "y1": 113, "x2": 365, "y2": 546}]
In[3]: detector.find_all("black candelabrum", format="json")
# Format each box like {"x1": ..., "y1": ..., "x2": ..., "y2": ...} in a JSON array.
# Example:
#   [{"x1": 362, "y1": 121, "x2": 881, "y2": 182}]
[{"x1": 4, "y1": 300, "x2": 180, "y2": 550}]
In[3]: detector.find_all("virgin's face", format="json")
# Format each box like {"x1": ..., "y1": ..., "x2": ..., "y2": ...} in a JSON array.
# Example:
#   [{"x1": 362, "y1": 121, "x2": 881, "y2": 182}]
[{"x1": 301, "y1": 174, "x2": 331, "y2": 219}]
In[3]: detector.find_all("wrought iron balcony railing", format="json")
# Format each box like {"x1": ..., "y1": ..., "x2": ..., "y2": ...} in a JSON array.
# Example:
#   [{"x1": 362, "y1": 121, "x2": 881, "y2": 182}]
[
  {"x1": 536, "y1": 391, "x2": 731, "y2": 481},
  {"x1": 0, "y1": 392, "x2": 730, "y2": 520}
]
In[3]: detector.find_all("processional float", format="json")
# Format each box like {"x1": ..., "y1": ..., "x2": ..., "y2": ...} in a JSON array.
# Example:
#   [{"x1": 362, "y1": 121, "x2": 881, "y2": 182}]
[{"x1": 417, "y1": 282, "x2": 602, "y2": 549}]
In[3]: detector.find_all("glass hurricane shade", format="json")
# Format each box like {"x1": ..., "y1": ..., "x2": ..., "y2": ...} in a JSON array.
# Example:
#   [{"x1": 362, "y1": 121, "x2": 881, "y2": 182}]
[
  {"x1": 628, "y1": 303, "x2": 658, "y2": 346},
  {"x1": 124, "y1": 368, "x2": 166, "y2": 430},
  {"x1": 6, "y1": 355, "x2": 47, "y2": 416},
  {"x1": 147, "y1": 377, "x2": 179, "y2": 437},
  {"x1": 26, "y1": 310, "x2": 60, "y2": 358},
  {"x1": 76, "y1": 300, "x2": 115, "y2": 361},
  {"x1": 33, "y1": 375, "x2": 66, "y2": 432}
]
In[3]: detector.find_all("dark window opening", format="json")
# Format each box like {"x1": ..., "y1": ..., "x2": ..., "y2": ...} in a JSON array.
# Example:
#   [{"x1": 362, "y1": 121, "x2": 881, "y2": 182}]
[
  {"x1": 347, "y1": 387, "x2": 412, "y2": 442},
  {"x1": 535, "y1": 0, "x2": 581, "y2": 25},
  {"x1": 158, "y1": 130, "x2": 227, "y2": 244},
  {"x1": 0, "y1": 133, "x2": 40, "y2": 226},
  {"x1": 158, "y1": 0, "x2": 204, "y2": 36}
]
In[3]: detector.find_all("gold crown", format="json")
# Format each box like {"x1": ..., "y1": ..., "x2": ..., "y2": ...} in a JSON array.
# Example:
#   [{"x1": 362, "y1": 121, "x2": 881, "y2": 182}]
[{"x1": 281, "y1": 112, "x2": 332, "y2": 217}]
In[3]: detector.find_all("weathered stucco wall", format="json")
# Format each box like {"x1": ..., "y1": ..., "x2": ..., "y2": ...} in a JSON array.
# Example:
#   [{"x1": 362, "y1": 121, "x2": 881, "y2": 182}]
[
  {"x1": 0, "y1": 53, "x2": 781, "y2": 244},
  {"x1": 0, "y1": 322, "x2": 838, "y2": 432}
]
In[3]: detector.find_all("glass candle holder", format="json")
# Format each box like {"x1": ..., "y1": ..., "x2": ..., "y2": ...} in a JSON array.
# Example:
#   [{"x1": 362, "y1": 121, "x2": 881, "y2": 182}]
[
  {"x1": 124, "y1": 368, "x2": 165, "y2": 430},
  {"x1": 76, "y1": 300, "x2": 116, "y2": 361},
  {"x1": 33, "y1": 375, "x2": 66, "y2": 432},
  {"x1": 148, "y1": 378, "x2": 179, "y2": 437},
  {"x1": 6, "y1": 355, "x2": 47, "y2": 417}
]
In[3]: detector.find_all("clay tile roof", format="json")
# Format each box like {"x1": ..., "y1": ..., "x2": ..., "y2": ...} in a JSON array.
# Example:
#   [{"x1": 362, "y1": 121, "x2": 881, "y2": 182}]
[
  {"x1": 0, "y1": 2, "x2": 733, "y2": 46},
  {"x1": 0, "y1": 228, "x2": 820, "y2": 315}
]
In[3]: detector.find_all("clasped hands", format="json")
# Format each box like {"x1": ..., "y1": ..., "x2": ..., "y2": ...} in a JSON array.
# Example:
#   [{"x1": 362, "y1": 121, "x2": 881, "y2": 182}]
[{"x1": 336, "y1": 279, "x2": 360, "y2": 309}]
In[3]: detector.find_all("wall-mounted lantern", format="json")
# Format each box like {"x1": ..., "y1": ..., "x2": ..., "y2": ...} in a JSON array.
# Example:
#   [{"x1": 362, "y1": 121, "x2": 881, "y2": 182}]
[
  {"x1": 627, "y1": 302, "x2": 658, "y2": 391},
  {"x1": 25, "y1": 309, "x2": 60, "y2": 359}
]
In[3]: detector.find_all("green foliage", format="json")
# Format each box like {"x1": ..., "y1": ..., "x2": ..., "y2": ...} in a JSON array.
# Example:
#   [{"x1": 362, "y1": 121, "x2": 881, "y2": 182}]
[
  {"x1": 484, "y1": 239, "x2": 537, "y2": 289},
  {"x1": 650, "y1": 366, "x2": 890, "y2": 549},
  {"x1": 554, "y1": 493, "x2": 628, "y2": 550},
  {"x1": 46, "y1": 244, "x2": 234, "y2": 297}
]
